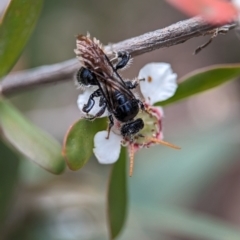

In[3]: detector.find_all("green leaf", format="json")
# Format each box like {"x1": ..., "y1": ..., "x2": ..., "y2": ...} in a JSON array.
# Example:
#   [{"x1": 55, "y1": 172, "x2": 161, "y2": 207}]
[
  {"x1": 158, "y1": 64, "x2": 240, "y2": 106},
  {"x1": 0, "y1": 140, "x2": 19, "y2": 226},
  {"x1": 107, "y1": 148, "x2": 128, "y2": 240},
  {"x1": 0, "y1": 98, "x2": 65, "y2": 174},
  {"x1": 0, "y1": 0, "x2": 43, "y2": 77},
  {"x1": 63, "y1": 118, "x2": 106, "y2": 170}
]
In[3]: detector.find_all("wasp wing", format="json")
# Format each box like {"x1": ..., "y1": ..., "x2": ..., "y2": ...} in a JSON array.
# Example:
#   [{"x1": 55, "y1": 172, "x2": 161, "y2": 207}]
[
  {"x1": 75, "y1": 34, "x2": 135, "y2": 110},
  {"x1": 75, "y1": 34, "x2": 119, "y2": 78}
]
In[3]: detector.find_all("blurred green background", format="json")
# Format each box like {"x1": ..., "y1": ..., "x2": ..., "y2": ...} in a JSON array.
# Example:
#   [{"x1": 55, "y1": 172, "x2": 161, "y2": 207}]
[{"x1": 1, "y1": 0, "x2": 240, "y2": 239}]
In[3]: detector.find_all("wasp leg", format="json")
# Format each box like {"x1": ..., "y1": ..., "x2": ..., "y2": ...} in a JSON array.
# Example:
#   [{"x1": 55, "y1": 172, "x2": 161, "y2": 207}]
[
  {"x1": 115, "y1": 51, "x2": 130, "y2": 70},
  {"x1": 83, "y1": 89, "x2": 102, "y2": 113},
  {"x1": 95, "y1": 103, "x2": 107, "y2": 117},
  {"x1": 136, "y1": 99, "x2": 145, "y2": 111},
  {"x1": 106, "y1": 115, "x2": 114, "y2": 139},
  {"x1": 124, "y1": 80, "x2": 138, "y2": 89},
  {"x1": 87, "y1": 101, "x2": 107, "y2": 121},
  {"x1": 99, "y1": 96, "x2": 105, "y2": 107},
  {"x1": 125, "y1": 77, "x2": 145, "y2": 89},
  {"x1": 137, "y1": 100, "x2": 153, "y2": 116}
]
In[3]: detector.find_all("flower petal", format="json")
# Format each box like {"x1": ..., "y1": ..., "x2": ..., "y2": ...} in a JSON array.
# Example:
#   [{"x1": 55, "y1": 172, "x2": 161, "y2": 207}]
[
  {"x1": 232, "y1": 0, "x2": 240, "y2": 23},
  {"x1": 138, "y1": 63, "x2": 178, "y2": 105},
  {"x1": 93, "y1": 131, "x2": 122, "y2": 164},
  {"x1": 77, "y1": 87, "x2": 108, "y2": 117},
  {"x1": 233, "y1": 0, "x2": 240, "y2": 9}
]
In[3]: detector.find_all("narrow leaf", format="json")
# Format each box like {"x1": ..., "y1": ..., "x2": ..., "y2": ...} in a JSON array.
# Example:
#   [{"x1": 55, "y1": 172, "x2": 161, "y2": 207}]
[
  {"x1": 0, "y1": 0, "x2": 43, "y2": 77},
  {"x1": 159, "y1": 64, "x2": 240, "y2": 106},
  {"x1": 0, "y1": 140, "x2": 19, "y2": 226},
  {"x1": 0, "y1": 98, "x2": 65, "y2": 174},
  {"x1": 107, "y1": 148, "x2": 128, "y2": 240},
  {"x1": 63, "y1": 118, "x2": 106, "y2": 170}
]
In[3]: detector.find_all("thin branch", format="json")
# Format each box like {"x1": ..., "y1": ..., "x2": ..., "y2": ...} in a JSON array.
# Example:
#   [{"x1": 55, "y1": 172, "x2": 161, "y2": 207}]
[
  {"x1": 0, "y1": 17, "x2": 236, "y2": 95},
  {"x1": 193, "y1": 24, "x2": 236, "y2": 55}
]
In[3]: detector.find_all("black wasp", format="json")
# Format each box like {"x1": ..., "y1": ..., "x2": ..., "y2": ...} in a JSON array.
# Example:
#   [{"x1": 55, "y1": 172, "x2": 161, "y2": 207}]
[{"x1": 75, "y1": 35, "x2": 145, "y2": 139}]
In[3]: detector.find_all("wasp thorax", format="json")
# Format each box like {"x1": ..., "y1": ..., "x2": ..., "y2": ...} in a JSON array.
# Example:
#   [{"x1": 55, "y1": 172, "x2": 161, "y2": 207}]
[{"x1": 114, "y1": 95, "x2": 140, "y2": 122}]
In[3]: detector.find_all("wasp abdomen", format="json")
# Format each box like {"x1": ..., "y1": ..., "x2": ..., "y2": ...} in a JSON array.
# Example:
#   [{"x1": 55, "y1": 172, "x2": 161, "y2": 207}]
[{"x1": 114, "y1": 91, "x2": 139, "y2": 122}]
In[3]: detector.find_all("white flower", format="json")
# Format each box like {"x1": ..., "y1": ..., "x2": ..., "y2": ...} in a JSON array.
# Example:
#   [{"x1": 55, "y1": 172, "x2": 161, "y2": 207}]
[
  {"x1": 138, "y1": 63, "x2": 177, "y2": 105},
  {"x1": 77, "y1": 62, "x2": 179, "y2": 175},
  {"x1": 93, "y1": 130, "x2": 122, "y2": 164},
  {"x1": 232, "y1": 0, "x2": 240, "y2": 22},
  {"x1": 233, "y1": 0, "x2": 240, "y2": 9}
]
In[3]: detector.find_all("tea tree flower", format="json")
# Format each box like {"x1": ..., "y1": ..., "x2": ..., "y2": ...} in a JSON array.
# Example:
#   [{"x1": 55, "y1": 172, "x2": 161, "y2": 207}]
[
  {"x1": 77, "y1": 62, "x2": 180, "y2": 176},
  {"x1": 232, "y1": 0, "x2": 240, "y2": 22}
]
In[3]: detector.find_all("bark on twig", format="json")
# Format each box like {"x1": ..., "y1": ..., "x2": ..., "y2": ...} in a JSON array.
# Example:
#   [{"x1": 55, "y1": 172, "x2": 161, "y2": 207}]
[{"x1": 0, "y1": 17, "x2": 236, "y2": 95}]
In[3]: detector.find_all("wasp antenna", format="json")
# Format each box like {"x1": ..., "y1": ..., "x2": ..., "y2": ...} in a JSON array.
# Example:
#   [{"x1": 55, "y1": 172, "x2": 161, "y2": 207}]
[
  {"x1": 129, "y1": 144, "x2": 135, "y2": 177},
  {"x1": 147, "y1": 137, "x2": 181, "y2": 150}
]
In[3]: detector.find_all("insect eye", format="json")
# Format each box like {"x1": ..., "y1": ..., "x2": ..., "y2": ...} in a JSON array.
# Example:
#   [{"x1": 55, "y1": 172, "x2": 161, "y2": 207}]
[{"x1": 77, "y1": 67, "x2": 97, "y2": 86}]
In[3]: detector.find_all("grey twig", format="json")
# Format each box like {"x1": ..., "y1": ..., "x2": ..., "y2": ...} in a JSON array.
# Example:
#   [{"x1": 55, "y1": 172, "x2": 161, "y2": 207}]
[{"x1": 0, "y1": 17, "x2": 236, "y2": 95}]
